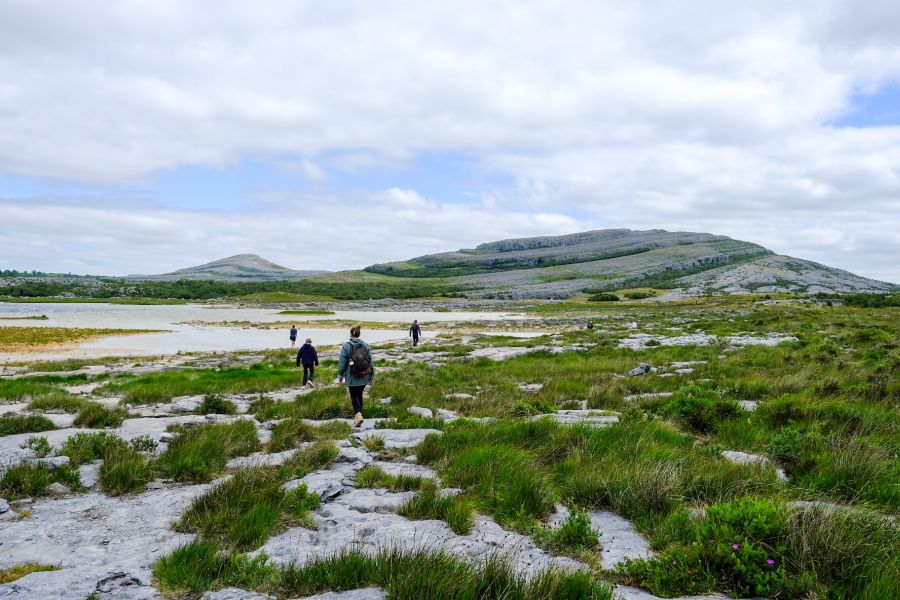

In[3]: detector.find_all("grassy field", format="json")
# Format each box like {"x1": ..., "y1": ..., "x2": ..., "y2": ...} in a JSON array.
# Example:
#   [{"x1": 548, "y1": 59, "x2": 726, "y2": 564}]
[
  {"x1": 5, "y1": 296, "x2": 898, "y2": 598},
  {"x1": 0, "y1": 326, "x2": 163, "y2": 350}
]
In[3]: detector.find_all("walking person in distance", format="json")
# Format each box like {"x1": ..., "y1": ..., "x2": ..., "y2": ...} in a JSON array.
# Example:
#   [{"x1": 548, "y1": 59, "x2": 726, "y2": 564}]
[
  {"x1": 296, "y1": 338, "x2": 319, "y2": 387},
  {"x1": 409, "y1": 319, "x2": 422, "y2": 347},
  {"x1": 289, "y1": 324, "x2": 298, "y2": 348},
  {"x1": 338, "y1": 324, "x2": 375, "y2": 427}
]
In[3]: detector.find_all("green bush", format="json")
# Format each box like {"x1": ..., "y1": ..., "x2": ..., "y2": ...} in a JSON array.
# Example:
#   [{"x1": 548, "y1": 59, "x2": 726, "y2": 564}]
[
  {"x1": 196, "y1": 394, "x2": 237, "y2": 415},
  {"x1": 535, "y1": 509, "x2": 600, "y2": 554},
  {"x1": 767, "y1": 427, "x2": 823, "y2": 470},
  {"x1": 99, "y1": 447, "x2": 153, "y2": 495},
  {"x1": 657, "y1": 386, "x2": 741, "y2": 433},
  {"x1": 175, "y1": 467, "x2": 320, "y2": 550},
  {"x1": 59, "y1": 431, "x2": 128, "y2": 466},
  {"x1": 624, "y1": 291, "x2": 656, "y2": 300},
  {"x1": 129, "y1": 434, "x2": 159, "y2": 453},
  {"x1": 19, "y1": 435, "x2": 52, "y2": 458},
  {"x1": 0, "y1": 415, "x2": 56, "y2": 437},
  {"x1": 587, "y1": 293, "x2": 620, "y2": 302},
  {"x1": 156, "y1": 420, "x2": 260, "y2": 482},
  {"x1": 73, "y1": 403, "x2": 129, "y2": 428}
]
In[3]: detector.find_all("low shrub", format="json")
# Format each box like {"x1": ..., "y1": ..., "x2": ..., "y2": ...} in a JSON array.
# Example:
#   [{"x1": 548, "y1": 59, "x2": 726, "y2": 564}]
[
  {"x1": 587, "y1": 293, "x2": 620, "y2": 302},
  {"x1": 99, "y1": 447, "x2": 153, "y2": 495},
  {"x1": 58, "y1": 431, "x2": 128, "y2": 466},
  {"x1": 0, "y1": 415, "x2": 56, "y2": 437},
  {"x1": 73, "y1": 403, "x2": 129, "y2": 428},
  {"x1": 175, "y1": 467, "x2": 320, "y2": 550},
  {"x1": 0, "y1": 462, "x2": 81, "y2": 499},
  {"x1": 657, "y1": 386, "x2": 741, "y2": 433},
  {"x1": 156, "y1": 420, "x2": 260, "y2": 482},
  {"x1": 19, "y1": 435, "x2": 52, "y2": 458},
  {"x1": 535, "y1": 509, "x2": 600, "y2": 554},
  {"x1": 196, "y1": 394, "x2": 237, "y2": 415},
  {"x1": 767, "y1": 427, "x2": 823, "y2": 471},
  {"x1": 129, "y1": 434, "x2": 159, "y2": 453}
]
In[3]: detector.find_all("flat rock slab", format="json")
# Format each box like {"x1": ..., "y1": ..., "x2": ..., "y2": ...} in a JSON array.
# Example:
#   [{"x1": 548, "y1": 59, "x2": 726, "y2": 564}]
[
  {"x1": 623, "y1": 392, "x2": 673, "y2": 402},
  {"x1": 352, "y1": 428, "x2": 441, "y2": 449},
  {"x1": 549, "y1": 507, "x2": 652, "y2": 570},
  {"x1": 330, "y1": 488, "x2": 415, "y2": 513},
  {"x1": 299, "y1": 588, "x2": 387, "y2": 600},
  {"x1": 721, "y1": 450, "x2": 788, "y2": 482},
  {"x1": 257, "y1": 505, "x2": 584, "y2": 579},
  {"x1": 0, "y1": 485, "x2": 212, "y2": 599},
  {"x1": 286, "y1": 469, "x2": 347, "y2": 501},
  {"x1": 202, "y1": 588, "x2": 275, "y2": 600},
  {"x1": 370, "y1": 460, "x2": 437, "y2": 480},
  {"x1": 227, "y1": 447, "x2": 302, "y2": 469},
  {"x1": 614, "y1": 585, "x2": 738, "y2": 600},
  {"x1": 533, "y1": 410, "x2": 619, "y2": 427},
  {"x1": 0, "y1": 428, "x2": 98, "y2": 466},
  {"x1": 620, "y1": 332, "x2": 798, "y2": 350}
]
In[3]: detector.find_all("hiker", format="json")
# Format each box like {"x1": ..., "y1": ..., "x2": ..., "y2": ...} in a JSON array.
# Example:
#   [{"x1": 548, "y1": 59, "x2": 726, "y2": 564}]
[
  {"x1": 289, "y1": 324, "x2": 298, "y2": 348},
  {"x1": 338, "y1": 324, "x2": 375, "y2": 427},
  {"x1": 296, "y1": 338, "x2": 319, "y2": 387},
  {"x1": 409, "y1": 319, "x2": 422, "y2": 347}
]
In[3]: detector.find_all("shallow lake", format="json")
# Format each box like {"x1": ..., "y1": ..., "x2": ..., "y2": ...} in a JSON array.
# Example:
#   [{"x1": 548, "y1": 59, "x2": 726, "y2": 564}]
[{"x1": 0, "y1": 303, "x2": 534, "y2": 361}]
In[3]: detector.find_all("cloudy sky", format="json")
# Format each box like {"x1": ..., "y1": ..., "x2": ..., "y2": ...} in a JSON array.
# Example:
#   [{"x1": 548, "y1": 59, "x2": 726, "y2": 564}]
[{"x1": 1, "y1": 1, "x2": 899, "y2": 282}]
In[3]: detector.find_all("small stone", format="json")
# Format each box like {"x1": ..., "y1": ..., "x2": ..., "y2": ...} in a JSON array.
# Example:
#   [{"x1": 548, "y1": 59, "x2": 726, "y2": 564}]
[
  {"x1": 145, "y1": 481, "x2": 164, "y2": 490},
  {"x1": 407, "y1": 406, "x2": 433, "y2": 419},
  {"x1": 626, "y1": 363, "x2": 651, "y2": 377},
  {"x1": 426, "y1": 362, "x2": 442, "y2": 369},
  {"x1": 403, "y1": 455, "x2": 417, "y2": 463},
  {"x1": 0, "y1": 498, "x2": 9, "y2": 514},
  {"x1": 518, "y1": 383, "x2": 543, "y2": 393},
  {"x1": 79, "y1": 461, "x2": 101, "y2": 489},
  {"x1": 379, "y1": 397, "x2": 392, "y2": 405},
  {"x1": 158, "y1": 433, "x2": 175, "y2": 443},
  {"x1": 46, "y1": 482, "x2": 71, "y2": 496}
]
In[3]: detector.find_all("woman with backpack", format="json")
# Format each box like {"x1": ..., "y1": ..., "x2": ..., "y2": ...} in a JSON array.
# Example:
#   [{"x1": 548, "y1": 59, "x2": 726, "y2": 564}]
[{"x1": 338, "y1": 324, "x2": 375, "y2": 427}]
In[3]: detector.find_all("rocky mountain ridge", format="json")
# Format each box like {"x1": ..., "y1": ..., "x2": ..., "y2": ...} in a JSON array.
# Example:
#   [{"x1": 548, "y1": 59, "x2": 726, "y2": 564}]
[{"x1": 129, "y1": 254, "x2": 327, "y2": 282}]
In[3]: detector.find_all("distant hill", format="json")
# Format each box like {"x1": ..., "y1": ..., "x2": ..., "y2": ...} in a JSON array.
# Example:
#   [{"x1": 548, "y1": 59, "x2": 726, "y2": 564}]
[
  {"x1": 365, "y1": 229, "x2": 898, "y2": 299},
  {"x1": 130, "y1": 254, "x2": 328, "y2": 282}
]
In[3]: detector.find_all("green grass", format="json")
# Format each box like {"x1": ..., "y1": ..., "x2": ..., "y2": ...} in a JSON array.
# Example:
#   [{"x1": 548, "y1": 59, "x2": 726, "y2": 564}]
[
  {"x1": 72, "y1": 403, "x2": 129, "y2": 428},
  {"x1": 279, "y1": 440, "x2": 340, "y2": 478},
  {"x1": 153, "y1": 542, "x2": 614, "y2": 599},
  {"x1": 0, "y1": 326, "x2": 161, "y2": 348},
  {"x1": 0, "y1": 564, "x2": 59, "y2": 583},
  {"x1": 58, "y1": 431, "x2": 129, "y2": 465},
  {"x1": 397, "y1": 479, "x2": 476, "y2": 535},
  {"x1": 195, "y1": 394, "x2": 237, "y2": 415},
  {"x1": 267, "y1": 418, "x2": 318, "y2": 452},
  {"x1": 0, "y1": 462, "x2": 81, "y2": 499},
  {"x1": 355, "y1": 465, "x2": 426, "y2": 492},
  {"x1": 26, "y1": 393, "x2": 89, "y2": 413},
  {"x1": 156, "y1": 420, "x2": 260, "y2": 482},
  {"x1": 175, "y1": 467, "x2": 320, "y2": 550},
  {"x1": 534, "y1": 509, "x2": 600, "y2": 555},
  {"x1": 0, "y1": 414, "x2": 56, "y2": 436},
  {"x1": 99, "y1": 446, "x2": 153, "y2": 495}
]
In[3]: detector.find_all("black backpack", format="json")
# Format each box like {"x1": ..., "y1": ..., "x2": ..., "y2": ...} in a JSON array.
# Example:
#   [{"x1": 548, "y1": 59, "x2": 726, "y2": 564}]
[{"x1": 349, "y1": 343, "x2": 372, "y2": 377}]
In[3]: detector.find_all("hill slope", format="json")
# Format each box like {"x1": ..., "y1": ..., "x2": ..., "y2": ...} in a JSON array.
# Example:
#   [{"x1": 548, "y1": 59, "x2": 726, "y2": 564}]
[
  {"x1": 131, "y1": 254, "x2": 327, "y2": 282},
  {"x1": 365, "y1": 229, "x2": 897, "y2": 299}
]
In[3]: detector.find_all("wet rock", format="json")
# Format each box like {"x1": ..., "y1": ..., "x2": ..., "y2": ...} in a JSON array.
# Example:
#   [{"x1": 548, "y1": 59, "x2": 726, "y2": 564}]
[
  {"x1": 626, "y1": 364, "x2": 652, "y2": 377},
  {"x1": 47, "y1": 482, "x2": 72, "y2": 496},
  {"x1": 407, "y1": 406, "x2": 433, "y2": 419},
  {"x1": 202, "y1": 588, "x2": 275, "y2": 600},
  {"x1": 352, "y1": 428, "x2": 442, "y2": 449}
]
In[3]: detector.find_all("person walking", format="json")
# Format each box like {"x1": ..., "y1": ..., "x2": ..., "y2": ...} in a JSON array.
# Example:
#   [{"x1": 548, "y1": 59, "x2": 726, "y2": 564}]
[
  {"x1": 409, "y1": 319, "x2": 422, "y2": 347},
  {"x1": 289, "y1": 325, "x2": 298, "y2": 348},
  {"x1": 338, "y1": 324, "x2": 375, "y2": 427},
  {"x1": 296, "y1": 338, "x2": 319, "y2": 387}
]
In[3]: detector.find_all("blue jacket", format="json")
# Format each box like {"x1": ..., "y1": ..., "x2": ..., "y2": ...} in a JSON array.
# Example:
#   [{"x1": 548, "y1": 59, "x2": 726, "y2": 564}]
[
  {"x1": 338, "y1": 338, "x2": 374, "y2": 386},
  {"x1": 297, "y1": 343, "x2": 318, "y2": 366}
]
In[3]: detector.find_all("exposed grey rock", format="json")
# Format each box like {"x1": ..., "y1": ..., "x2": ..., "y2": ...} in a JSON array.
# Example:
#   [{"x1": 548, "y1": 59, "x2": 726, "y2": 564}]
[
  {"x1": 426, "y1": 362, "x2": 442, "y2": 369},
  {"x1": 226, "y1": 447, "x2": 302, "y2": 469},
  {"x1": 445, "y1": 393, "x2": 474, "y2": 400},
  {"x1": 721, "y1": 450, "x2": 788, "y2": 482},
  {"x1": 202, "y1": 588, "x2": 275, "y2": 600},
  {"x1": 379, "y1": 396, "x2": 392, "y2": 405},
  {"x1": 738, "y1": 400, "x2": 758, "y2": 411},
  {"x1": 37, "y1": 455, "x2": 71, "y2": 470},
  {"x1": 620, "y1": 332, "x2": 798, "y2": 350},
  {"x1": 0, "y1": 497, "x2": 9, "y2": 513},
  {"x1": 370, "y1": 461, "x2": 436, "y2": 480},
  {"x1": 47, "y1": 482, "x2": 72, "y2": 496},
  {"x1": 435, "y1": 408, "x2": 458, "y2": 422},
  {"x1": 407, "y1": 406, "x2": 433, "y2": 419},
  {"x1": 614, "y1": 585, "x2": 735, "y2": 600},
  {"x1": 352, "y1": 428, "x2": 442, "y2": 449},
  {"x1": 79, "y1": 461, "x2": 101, "y2": 489},
  {"x1": 623, "y1": 392, "x2": 673, "y2": 402},
  {"x1": 336, "y1": 445, "x2": 374, "y2": 468},
  {"x1": 145, "y1": 481, "x2": 164, "y2": 490},
  {"x1": 534, "y1": 410, "x2": 619, "y2": 427},
  {"x1": 170, "y1": 395, "x2": 204, "y2": 413},
  {"x1": 518, "y1": 383, "x2": 544, "y2": 393},
  {"x1": 286, "y1": 469, "x2": 346, "y2": 501},
  {"x1": 403, "y1": 455, "x2": 417, "y2": 463},
  {"x1": 549, "y1": 506, "x2": 652, "y2": 569},
  {"x1": 626, "y1": 363, "x2": 652, "y2": 376},
  {"x1": 298, "y1": 588, "x2": 386, "y2": 600}
]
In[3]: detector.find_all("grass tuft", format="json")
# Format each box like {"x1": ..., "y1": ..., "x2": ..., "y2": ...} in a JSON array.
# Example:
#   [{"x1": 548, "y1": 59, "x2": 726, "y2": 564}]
[
  {"x1": 0, "y1": 414, "x2": 56, "y2": 437},
  {"x1": 397, "y1": 479, "x2": 475, "y2": 535}
]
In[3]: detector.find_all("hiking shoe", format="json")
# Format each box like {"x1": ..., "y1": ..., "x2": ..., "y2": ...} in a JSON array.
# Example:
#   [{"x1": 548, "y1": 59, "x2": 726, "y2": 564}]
[{"x1": 354, "y1": 412, "x2": 364, "y2": 427}]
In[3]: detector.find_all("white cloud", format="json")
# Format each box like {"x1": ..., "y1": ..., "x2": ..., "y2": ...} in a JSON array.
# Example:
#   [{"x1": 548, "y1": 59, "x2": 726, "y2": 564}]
[{"x1": 0, "y1": 0, "x2": 899, "y2": 281}]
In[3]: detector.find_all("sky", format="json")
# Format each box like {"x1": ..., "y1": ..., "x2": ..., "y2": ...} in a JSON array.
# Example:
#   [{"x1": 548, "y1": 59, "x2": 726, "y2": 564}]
[{"x1": 0, "y1": 1, "x2": 899, "y2": 282}]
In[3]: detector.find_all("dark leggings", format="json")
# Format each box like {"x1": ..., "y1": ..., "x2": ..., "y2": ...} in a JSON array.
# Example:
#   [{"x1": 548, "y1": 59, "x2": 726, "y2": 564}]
[
  {"x1": 303, "y1": 365, "x2": 315, "y2": 384},
  {"x1": 348, "y1": 385, "x2": 365, "y2": 414}
]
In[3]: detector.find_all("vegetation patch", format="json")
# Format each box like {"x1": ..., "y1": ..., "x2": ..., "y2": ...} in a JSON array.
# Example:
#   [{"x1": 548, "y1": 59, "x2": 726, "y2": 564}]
[
  {"x1": 534, "y1": 509, "x2": 600, "y2": 556},
  {"x1": 0, "y1": 462, "x2": 81, "y2": 499},
  {"x1": 175, "y1": 467, "x2": 320, "y2": 550},
  {"x1": 0, "y1": 564, "x2": 59, "y2": 584},
  {"x1": 99, "y1": 446, "x2": 154, "y2": 495},
  {"x1": 195, "y1": 394, "x2": 237, "y2": 415},
  {"x1": 156, "y1": 420, "x2": 260, "y2": 482},
  {"x1": 397, "y1": 479, "x2": 475, "y2": 535},
  {"x1": 73, "y1": 403, "x2": 130, "y2": 428},
  {"x1": 0, "y1": 326, "x2": 161, "y2": 349},
  {"x1": 355, "y1": 465, "x2": 426, "y2": 492}
]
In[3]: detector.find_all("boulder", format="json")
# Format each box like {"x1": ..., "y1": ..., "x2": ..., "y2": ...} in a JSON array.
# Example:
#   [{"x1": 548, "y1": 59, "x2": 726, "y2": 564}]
[
  {"x1": 0, "y1": 497, "x2": 9, "y2": 514},
  {"x1": 518, "y1": 383, "x2": 543, "y2": 393},
  {"x1": 626, "y1": 363, "x2": 652, "y2": 377},
  {"x1": 47, "y1": 482, "x2": 72, "y2": 496},
  {"x1": 407, "y1": 406, "x2": 433, "y2": 419}
]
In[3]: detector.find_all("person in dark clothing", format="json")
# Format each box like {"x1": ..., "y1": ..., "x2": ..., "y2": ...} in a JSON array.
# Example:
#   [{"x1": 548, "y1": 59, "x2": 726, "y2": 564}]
[
  {"x1": 289, "y1": 325, "x2": 298, "y2": 348},
  {"x1": 409, "y1": 320, "x2": 421, "y2": 347},
  {"x1": 338, "y1": 324, "x2": 375, "y2": 427},
  {"x1": 296, "y1": 338, "x2": 319, "y2": 386}
]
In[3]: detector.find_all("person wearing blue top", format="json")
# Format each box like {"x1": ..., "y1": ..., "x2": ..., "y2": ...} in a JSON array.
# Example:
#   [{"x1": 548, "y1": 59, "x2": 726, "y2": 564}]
[
  {"x1": 289, "y1": 325, "x2": 298, "y2": 348},
  {"x1": 338, "y1": 324, "x2": 375, "y2": 427},
  {"x1": 296, "y1": 338, "x2": 319, "y2": 387},
  {"x1": 409, "y1": 320, "x2": 422, "y2": 346}
]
